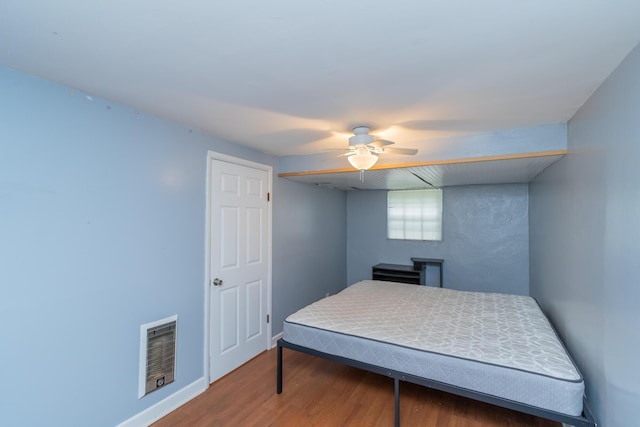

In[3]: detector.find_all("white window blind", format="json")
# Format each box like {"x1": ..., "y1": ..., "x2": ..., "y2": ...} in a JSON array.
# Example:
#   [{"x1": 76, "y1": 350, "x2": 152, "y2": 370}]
[{"x1": 387, "y1": 189, "x2": 442, "y2": 241}]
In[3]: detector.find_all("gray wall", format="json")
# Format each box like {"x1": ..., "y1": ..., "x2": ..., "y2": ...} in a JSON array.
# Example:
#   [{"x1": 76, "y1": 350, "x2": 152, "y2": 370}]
[
  {"x1": 347, "y1": 184, "x2": 529, "y2": 295},
  {"x1": 272, "y1": 178, "x2": 347, "y2": 333},
  {"x1": 0, "y1": 66, "x2": 347, "y2": 427},
  {"x1": 529, "y1": 43, "x2": 640, "y2": 426}
]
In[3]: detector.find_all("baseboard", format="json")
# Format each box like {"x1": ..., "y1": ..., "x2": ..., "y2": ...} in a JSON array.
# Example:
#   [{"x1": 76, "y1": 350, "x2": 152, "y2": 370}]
[
  {"x1": 271, "y1": 332, "x2": 283, "y2": 348},
  {"x1": 116, "y1": 377, "x2": 208, "y2": 427},
  {"x1": 119, "y1": 334, "x2": 281, "y2": 427}
]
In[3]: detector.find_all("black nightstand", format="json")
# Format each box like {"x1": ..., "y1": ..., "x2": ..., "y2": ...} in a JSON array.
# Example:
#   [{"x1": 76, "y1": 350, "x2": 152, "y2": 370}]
[
  {"x1": 372, "y1": 258, "x2": 443, "y2": 287},
  {"x1": 411, "y1": 257, "x2": 444, "y2": 287},
  {"x1": 372, "y1": 263, "x2": 422, "y2": 285}
]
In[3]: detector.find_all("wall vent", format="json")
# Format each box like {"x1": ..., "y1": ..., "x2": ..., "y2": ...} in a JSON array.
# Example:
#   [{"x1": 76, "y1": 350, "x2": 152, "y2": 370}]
[{"x1": 138, "y1": 315, "x2": 177, "y2": 398}]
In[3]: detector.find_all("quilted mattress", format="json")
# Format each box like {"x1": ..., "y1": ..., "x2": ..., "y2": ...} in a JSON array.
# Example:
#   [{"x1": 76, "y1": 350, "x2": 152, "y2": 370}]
[{"x1": 283, "y1": 280, "x2": 584, "y2": 416}]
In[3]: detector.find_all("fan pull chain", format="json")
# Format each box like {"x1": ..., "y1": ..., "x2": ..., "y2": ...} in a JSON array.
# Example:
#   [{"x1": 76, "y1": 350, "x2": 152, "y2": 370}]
[{"x1": 360, "y1": 169, "x2": 365, "y2": 182}]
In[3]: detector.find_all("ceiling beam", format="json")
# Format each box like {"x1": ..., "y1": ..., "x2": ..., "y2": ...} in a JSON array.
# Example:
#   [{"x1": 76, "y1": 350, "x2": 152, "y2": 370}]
[{"x1": 278, "y1": 150, "x2": 567, "y2": 177}]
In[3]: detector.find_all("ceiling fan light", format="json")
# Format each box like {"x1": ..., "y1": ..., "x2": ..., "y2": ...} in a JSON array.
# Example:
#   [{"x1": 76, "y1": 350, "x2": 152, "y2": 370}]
[{"x1": 348, "y1": 151, "x2": 378, "y2": 170}]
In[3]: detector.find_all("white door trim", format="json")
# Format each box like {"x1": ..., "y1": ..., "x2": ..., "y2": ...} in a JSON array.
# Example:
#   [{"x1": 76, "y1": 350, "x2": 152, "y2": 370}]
[{"x1": 203, "y1": 151, "x2": 273, "y2": 384}]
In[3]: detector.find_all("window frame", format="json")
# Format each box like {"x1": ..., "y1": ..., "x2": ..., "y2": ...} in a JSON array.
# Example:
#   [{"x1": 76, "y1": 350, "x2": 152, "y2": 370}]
[{"x1": 387, "y1": 188, "x2": 443, "y2": 241}]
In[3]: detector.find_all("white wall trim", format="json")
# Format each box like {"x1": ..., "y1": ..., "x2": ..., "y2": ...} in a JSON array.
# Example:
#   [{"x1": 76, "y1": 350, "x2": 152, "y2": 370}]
[
  {"x1": 271, "y1": 332, "x2": 283, "y2": 349},
  {"x1": 116, "y1": 377, "x2": 207, "y2": 427}
]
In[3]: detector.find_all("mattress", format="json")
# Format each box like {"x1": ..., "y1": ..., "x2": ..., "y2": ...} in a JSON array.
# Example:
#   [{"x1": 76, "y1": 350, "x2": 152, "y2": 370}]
[{"x1": 283, "y1": 280, "x2": 584, "y2": 416}]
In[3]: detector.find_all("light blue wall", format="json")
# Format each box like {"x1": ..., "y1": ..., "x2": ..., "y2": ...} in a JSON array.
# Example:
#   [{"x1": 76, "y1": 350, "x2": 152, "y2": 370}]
[
  {"x1": 0, "y1": 67, "x2": 346, "y2": 426},
  {"x1": 347, "y1": 184, "x2": 529, "y2": 295},
  {"x1": 529, "y1": 43, "x2": 640, "y2": 427},
  {"x1": 272, "y1": 179, "x2": 347, "y2": 332}
]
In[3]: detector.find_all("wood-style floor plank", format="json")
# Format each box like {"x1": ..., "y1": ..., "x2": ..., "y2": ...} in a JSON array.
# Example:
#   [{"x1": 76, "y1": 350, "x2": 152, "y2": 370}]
[{"x1": 152, "y1": 349, "x2": 560, "y2": 427}]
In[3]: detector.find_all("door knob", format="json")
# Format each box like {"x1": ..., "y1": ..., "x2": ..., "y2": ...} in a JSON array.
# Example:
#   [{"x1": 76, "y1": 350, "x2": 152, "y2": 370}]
[{"x1": 213, "y1": 278, "x2": 223, "y2": 286}]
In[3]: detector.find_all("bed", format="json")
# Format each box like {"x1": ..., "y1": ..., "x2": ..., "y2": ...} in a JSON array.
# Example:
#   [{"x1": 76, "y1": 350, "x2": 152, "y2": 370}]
[{"x1": 276, "y1": 280, "x2": 596, "y2": 427}]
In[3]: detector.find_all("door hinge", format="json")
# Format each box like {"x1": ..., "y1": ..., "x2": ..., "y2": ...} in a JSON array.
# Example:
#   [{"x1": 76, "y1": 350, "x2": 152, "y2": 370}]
[
  {"x1": 267, "y1": 314, "x2": 270, "y2": 323},
  {"x1": 267, "y1": 192, "x2": 270, "y2": 202}
]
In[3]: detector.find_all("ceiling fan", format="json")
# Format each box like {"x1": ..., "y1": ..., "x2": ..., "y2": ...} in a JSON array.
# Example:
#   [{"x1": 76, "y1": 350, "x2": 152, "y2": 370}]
[{"x1": 338, "y1": 126, "x2": 418, "y2": 171}]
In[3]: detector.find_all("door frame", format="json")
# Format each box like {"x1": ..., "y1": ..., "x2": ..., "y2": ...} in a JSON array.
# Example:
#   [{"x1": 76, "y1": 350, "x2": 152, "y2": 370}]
[{"x1": 203, "y1": 150, "x2": 273, "y2": 384}]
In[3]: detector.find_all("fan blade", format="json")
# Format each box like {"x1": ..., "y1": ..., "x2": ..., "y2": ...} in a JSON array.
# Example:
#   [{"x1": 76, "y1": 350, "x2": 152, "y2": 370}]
[
  {"x1": 382, "y1": 147, "x2": 418, "y2": 155},
  {"x1": 369, "y1": 139, "x2": 394, "y2": 148}
]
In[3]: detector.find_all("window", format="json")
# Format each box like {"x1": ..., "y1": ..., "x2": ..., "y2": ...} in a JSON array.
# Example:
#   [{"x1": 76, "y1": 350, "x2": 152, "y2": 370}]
[{"x1": 387, "y1": 189, "x2": 442, "y2": 241}]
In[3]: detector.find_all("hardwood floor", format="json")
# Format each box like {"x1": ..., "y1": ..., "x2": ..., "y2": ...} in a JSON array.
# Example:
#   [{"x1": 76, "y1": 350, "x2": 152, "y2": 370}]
[{"x1": 152, "y1": 349, "x2": 560, "y2": 427}]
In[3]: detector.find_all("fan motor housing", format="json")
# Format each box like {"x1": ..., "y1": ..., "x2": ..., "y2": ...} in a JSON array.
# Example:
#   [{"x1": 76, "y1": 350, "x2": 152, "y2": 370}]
[{"x1": 349, "y1": 126, "x2": 375, "y2": 146}]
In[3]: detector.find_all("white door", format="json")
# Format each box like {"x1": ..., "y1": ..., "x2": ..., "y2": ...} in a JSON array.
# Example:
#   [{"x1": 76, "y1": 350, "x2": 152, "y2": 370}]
[{"x1": 208, "y1": 157, "x2": 270, "y2": 383}]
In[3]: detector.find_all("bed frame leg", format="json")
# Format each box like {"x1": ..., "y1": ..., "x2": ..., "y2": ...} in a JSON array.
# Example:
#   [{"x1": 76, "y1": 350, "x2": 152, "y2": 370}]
[
  {"x1": 277, "y1": 341, "x2": 283, "y2": 394},
  {"x1": 394, "y1": 377, "x2": 400, "y2": 427}
]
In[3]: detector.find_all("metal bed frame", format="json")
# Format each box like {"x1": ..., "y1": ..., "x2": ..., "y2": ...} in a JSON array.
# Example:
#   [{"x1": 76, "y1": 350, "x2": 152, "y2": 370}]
[{"x1": 277, "y1": 338, "x2": 597, "y2": 427}]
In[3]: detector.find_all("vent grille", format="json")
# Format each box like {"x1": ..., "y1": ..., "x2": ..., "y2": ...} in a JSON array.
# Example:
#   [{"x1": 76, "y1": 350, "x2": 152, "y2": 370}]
[
  {"x1": 139, "y1": 315, "x2": 177, "y2": 398},
  {"x1": 145, "y1": 321, "x2": 176, "y2": 395}
]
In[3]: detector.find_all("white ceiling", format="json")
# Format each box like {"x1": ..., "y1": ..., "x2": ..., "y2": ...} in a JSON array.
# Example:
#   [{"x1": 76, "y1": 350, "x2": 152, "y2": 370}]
[{"x1": 2, "y1": 1, "x2": 640, "y2": 163}]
